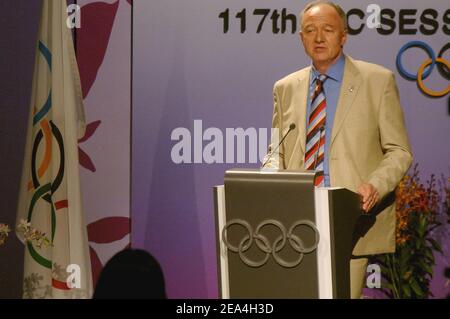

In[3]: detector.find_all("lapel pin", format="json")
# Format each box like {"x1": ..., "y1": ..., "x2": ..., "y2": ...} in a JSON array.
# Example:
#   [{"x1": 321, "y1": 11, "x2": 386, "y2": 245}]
[{"x1": 349, "y1": 85, "x2": 354, "y2": 92}]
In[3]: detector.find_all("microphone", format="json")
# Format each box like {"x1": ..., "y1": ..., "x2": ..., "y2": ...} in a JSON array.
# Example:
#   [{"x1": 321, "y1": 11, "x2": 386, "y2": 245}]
[
  {"x1": 262, "y1": 123, "x2": 296, "y2": 168},
  {"x1": 312, "y1": 124, "x2": 325, "y2": 170}
]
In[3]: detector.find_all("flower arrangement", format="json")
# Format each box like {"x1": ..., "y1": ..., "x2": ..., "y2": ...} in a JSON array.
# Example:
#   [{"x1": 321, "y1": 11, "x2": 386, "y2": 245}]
[
  {"x1": 16, "y1": 219, "x2": 52, "y2": 249},
  {"x1": 0, "y1": 220, "x2": 52, "y2": 249},
  {"x1": 373, "y1": 164, "x2": 450, "y2": 299}
]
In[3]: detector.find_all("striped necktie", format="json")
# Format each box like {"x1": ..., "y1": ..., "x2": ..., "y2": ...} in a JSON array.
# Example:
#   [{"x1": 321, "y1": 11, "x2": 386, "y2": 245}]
[{"x1": 305, "y1": 74, "x2": 327, "y2": 187}]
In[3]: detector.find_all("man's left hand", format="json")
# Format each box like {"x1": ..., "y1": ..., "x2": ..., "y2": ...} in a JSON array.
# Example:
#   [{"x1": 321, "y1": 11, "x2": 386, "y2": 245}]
[{"x1": 357, "y1": 183, "x2": 380, "y2": 213}]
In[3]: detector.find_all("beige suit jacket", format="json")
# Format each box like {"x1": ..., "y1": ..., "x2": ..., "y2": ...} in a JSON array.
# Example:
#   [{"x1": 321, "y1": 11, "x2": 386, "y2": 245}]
[{"x1": 265, "y1": 55, "x2": 413, "y2": 256}]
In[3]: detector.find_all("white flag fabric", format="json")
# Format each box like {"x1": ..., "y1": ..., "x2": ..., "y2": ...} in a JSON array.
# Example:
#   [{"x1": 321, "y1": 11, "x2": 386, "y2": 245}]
[{"x1": 16, "y1": 0, "x2": 92, "y2": 299}]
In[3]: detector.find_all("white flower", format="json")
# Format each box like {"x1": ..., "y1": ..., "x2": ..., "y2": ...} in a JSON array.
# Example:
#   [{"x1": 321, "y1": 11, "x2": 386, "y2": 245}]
[
  {"x1": 17, "y1": 219, "x2": 31, "y2": 231},
  {"x1": 0, "y1": 223, "x2": 11, "y2": 246},
  {"x1": 0, "y1": 223, "x2": 11, "y2": 233}
]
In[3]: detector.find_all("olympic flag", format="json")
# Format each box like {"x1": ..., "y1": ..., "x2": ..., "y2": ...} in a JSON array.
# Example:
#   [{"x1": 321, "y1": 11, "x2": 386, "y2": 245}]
[{"x1": 15, "y1": 0, "x2": 92, "y2": 298}]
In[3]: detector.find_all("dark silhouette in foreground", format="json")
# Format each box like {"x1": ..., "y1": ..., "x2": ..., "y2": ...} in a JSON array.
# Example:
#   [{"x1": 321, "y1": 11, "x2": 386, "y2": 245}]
[{"x1": 93, "y1": 249, "x2": 166, "y2": 299}]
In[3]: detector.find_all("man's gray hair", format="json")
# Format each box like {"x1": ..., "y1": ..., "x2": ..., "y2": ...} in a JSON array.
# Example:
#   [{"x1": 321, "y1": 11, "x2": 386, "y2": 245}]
[{"x1": 300, "y1": 1, "x2": 347, "y2": 30}]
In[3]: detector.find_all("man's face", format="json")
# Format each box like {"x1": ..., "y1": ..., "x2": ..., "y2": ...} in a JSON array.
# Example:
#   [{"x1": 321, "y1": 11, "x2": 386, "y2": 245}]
[{"x1": 300, "y1": 4, "x2": 347, "y2": 69}]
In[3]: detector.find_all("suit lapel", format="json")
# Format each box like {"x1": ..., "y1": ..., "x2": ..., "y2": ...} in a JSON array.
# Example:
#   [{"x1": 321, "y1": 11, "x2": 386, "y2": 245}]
[
  {"x1": 330, "y1": 56, "x2": 362, "y2": 148},
  {"x1": 297, "y1": 69, "x2": 311, "y2": 154}
]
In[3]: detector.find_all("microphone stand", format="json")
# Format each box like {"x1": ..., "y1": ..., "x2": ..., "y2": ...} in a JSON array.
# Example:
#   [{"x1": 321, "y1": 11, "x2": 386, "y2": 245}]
[{"x1": 261, "y1": 123, "x2": 296, "y2": 168}]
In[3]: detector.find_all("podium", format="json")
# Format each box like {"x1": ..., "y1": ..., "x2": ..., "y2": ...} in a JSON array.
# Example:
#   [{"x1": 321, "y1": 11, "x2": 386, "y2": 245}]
[{"x1": 213, "y1": 169, "x2": 362, "y2": 299}]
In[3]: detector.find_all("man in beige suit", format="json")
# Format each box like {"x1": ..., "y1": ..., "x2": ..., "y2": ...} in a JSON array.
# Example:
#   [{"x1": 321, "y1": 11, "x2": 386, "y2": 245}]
[{"x1": 263, "y1": 1, "x2": 413, "y2": 298}]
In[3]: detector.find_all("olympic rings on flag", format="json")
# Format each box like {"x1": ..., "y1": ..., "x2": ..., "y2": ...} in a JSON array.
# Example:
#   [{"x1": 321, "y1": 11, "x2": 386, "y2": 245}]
[{"x1": 396, "y1": 41, "x2": 449, "y2": 97}]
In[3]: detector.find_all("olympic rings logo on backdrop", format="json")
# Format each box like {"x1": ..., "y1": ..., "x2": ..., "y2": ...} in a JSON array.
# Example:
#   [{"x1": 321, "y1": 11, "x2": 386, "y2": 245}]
[
  {"x1": 222, "y1": 219, "x2": 320, "y2": 268},
  {"x1": 396, "y1": 41, "x2": 450, "y2": 97}
]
